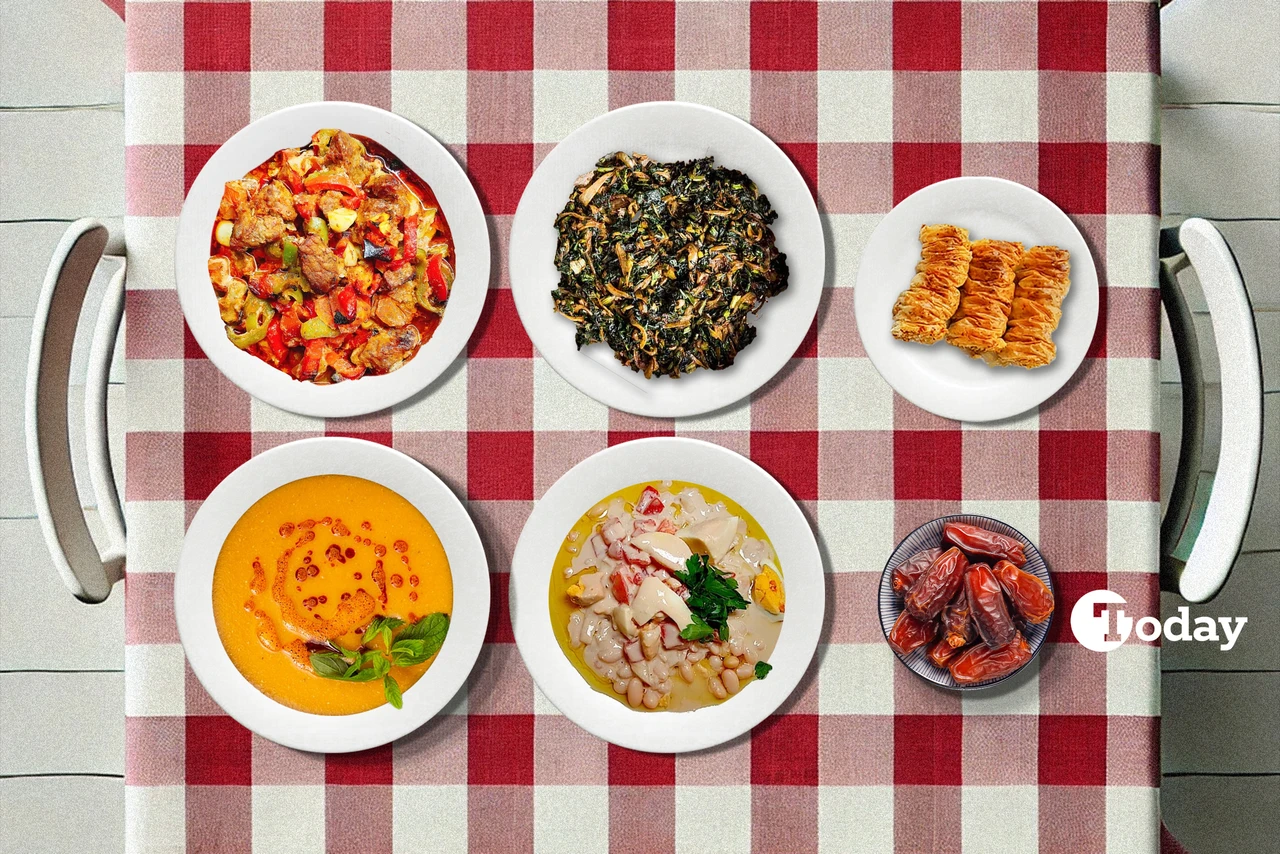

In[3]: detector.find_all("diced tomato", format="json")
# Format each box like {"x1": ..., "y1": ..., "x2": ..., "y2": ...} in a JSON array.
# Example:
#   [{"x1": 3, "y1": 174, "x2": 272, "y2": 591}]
[
  {"x1": 332, "y1": 286, "x2": 358, "y2": 325},
  {"x1": 247, "y1": 274, "x2": 274, "y2": 300},
  {"x1": 656, "y1": 518, "x2": 678, "y2": 535},
  {"x1": 427, "y1": 254, "x2": 453, "y2": 302},
  {"x1": 294, "y1": 198, "x2": 316, "y2": 220},
  {"x1": 365, "y1": 227, "x2": 386, "y2": 246},
  {"x1": 610, "y1": 571, "x2": 631, "y2": 604},
  {"x1": 636, "y1": 485, "x2": 664, "y2": 515},
  {"x1": 303, "y1": 171, "x2": 357, "y2": 196},
  {"x1": 350, "y1": 327, "x2": 371, "y2": 351},
  {"x1": 339, "y1": 190, "x2": 365, "y2": 210}
]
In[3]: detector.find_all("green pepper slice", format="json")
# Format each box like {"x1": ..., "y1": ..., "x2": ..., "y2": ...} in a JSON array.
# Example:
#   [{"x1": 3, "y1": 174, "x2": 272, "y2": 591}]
[{"x1": 226, "y1": 295, "x2": 274, "y2": 349}]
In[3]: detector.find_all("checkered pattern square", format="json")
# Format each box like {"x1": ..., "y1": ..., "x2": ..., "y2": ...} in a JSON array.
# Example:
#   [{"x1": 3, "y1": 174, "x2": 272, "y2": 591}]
[{"x1": 123, "y1": 1, "x2": 1161, "y2": 850}]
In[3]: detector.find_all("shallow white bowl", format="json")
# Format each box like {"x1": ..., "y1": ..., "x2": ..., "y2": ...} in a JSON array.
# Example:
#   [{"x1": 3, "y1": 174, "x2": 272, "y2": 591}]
[
  {"x1": 174, "y1": 437, "x2": 489, "y2": 753},
  {"x1": 175, "y1": 102, "x2": 490, "y2": 418},
  {"x1": 510, "y1": 437, "x2": 824, "y2": 753},
  {"x1": 854, "y1": 176, "x2": 1099, "y2": 422},
  {"x1": 509, "y1": 101, "x2": 825, "y2": 418}
]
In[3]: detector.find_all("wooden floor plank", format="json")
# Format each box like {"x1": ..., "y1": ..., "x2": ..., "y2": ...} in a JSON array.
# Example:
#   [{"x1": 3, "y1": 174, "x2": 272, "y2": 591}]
[
  {"x1": 0, "y1": 109, "x2": 124, "y2": 221},
  {"x1": 0, "y1": 672, "x2": 123, "y2": 776},
  {"x1": 1161, "y1": 553, "x2": 1280, "y2": 671},
  {"x1": 1162, "y1": 107, "x2": 1280, "y2": 220},
  {"x1": 1161, "y1": 0, "x2": 1280, "y2": 106},
  {"x1": 0, "y1": 519, "x2": 123, "y2": 671},
  {"x1": 1163, "y1": 672, "x2": 1280, "y2": 774},
  {"x1": 0, "y1": 316, "x2": 33, "y2": 519},
  {"x1": 0, "y1": 775, "x2": 123, "y2": 854},
  {"x1": 0, "y1": 0, "x2": 124, "y2": 108},
  {"x1": 1162, "y1": 775, "x2": 1280, "y2": 854},
  {"x1": 1242, "y1": 393, "x2": 1280, "y2": 553}
]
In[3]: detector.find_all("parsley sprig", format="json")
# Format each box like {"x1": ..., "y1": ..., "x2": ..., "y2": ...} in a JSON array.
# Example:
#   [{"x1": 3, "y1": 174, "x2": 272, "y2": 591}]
[
  {"x1": 309, "y1": 613, "x2": 449, "y2": 709},
  {"x1": 673, "y1": 555, "x2": 749, "y2": 642}
]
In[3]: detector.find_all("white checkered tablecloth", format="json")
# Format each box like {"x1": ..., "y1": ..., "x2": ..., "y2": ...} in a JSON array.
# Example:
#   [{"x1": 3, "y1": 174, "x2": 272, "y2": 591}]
[{"x1": 121, "y1": 2, "x2": 1164, "y2": 851}]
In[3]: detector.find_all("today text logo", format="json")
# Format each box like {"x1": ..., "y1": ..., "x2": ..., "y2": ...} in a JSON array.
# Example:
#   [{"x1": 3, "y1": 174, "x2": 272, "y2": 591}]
[{"x1": 1069, "y1": 590, "x2": 1247, "y2": 652}]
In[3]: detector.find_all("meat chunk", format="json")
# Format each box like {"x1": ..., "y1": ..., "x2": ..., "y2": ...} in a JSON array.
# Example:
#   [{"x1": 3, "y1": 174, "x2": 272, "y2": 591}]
[
  {"x1": 373, "y1": 286, "x2": 415, "y2": 327},
  {"x1": 298, "y1": 234, "x2": 344, "y2": 294},
  {"x1": 364, "y1": 172, "x2": 401, "y2": 200},
  {"x1": 218, "y1": 179, "x2": 254, "y2": 220},
  {"x1": 325, "y1": 130, "x2": 376, "y2": 185},
  {"x1": 317, "y1": 190, "x2": 345, "y2": 215},
  {"x1": 352, "y1": 325, "x2": 421, "y2": 373},
  {"x1": 380, "y1": 262, "x2": 415, "y2": 290},
  {"x1": 230, "y1": 209, "x2": 284, "y2": 250},
  {"x1": 255, "y1": 180, "x2": 297, "y2": 220}
]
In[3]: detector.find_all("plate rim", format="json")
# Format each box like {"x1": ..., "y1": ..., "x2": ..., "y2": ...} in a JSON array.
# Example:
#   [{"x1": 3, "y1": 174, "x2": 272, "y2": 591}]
[
  {"x1": 877, "y1": 513, "x2": 1055, "y2": 691},
  {"x1": 174, "y1": 100, "x2": 491, "y2": 418},
  {"x1": 173, "y1": 436, "x2": 490, "y2": 753},
  {"x1": 510, "y1": 436, "x2": 825, "y2": 752},
  {"x1": 508, "y1": 100, "x2": 826, "y2": 419},
  {"x1": 853, "y1": 175, "x2": 1100, "y2": 423}
]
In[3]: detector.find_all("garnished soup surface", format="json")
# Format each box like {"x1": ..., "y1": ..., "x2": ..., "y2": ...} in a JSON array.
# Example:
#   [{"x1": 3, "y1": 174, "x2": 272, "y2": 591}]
[
  {"x1": 550, "y1": 481, "x2": 784, "y2": 712},
  {"x1": 212, "y1": 475, "x2": 452, "y2": 715}
]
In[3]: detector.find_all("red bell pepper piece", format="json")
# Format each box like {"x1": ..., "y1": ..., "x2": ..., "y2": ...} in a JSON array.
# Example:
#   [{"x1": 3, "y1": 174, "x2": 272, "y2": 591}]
[
  {"x1": 298, "y1": 340, "x2": 327, "y2": 381},
  {"x1": 279, "y1": 307, "x2": 303, "y2": 348},
  {"x1": 264, "y1": 316, "x2": 287, "y2": 363},
  {"x1": 332, "y1": 286, "x2": 359, "y2": 325},
  {"x1": 403, "y1": 215, "x2": 418, "y2": 261},
  {"x1": 294, "y1": 198, "x2": 316, "y2": 220},
  {"x1": 427, "y1": 254, "x2": 454, "y2": 302},
  {"x1": 636, "y1": 485, "x2": 664, "y2": 515},
  {"x1": 302, "y1": 172, "x2": 357, "y2": 196}
]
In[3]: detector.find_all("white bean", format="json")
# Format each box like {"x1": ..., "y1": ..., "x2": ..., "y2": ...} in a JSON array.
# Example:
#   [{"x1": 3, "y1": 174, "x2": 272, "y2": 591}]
[
  {"x1": 627, "y1": 677, "x2": 644, "y2": 707},
  {"x1": 568, "y1": 612, "x2": 585, "y2": 648},
  {"x1": 724, "y1": 655, "x2": 741, "y2": 669},
  {"x1": 736, "y1": 663, "x2": 754, "y2": 680},
  {"x1": 708, "y1": 675, "x2": 728, "y2": 699},
  {"x1": 722, "y1": 668, "x2": 740, "y2": 694},
  {"x1": 589, "y1": 502, "x2": 608, "y2": 518},
  {"x1": 744, "y1": 647, "x2": 760, "y2": 664},
  {"x1": 680, "y1": 661, "x2": 694, "y2": 683},
  {"x1": 599, "y1": 645, "x2": 623, "y2": 663},
  {"x1": 613, "y1": 678, "x2": 629, "y2": 694},
  {"x1": 615, "y1": 660, "x2": 632, "y2": 678},
  {"x1": 729, "y1": 637, "x2": 745, "y2": 656},
  {"x1": 642, "y1": 689, "x2": 661, "y2": 709},
  {"x1": 650, "y1": 660, "x2": 670, "y2": 683},
  {"x1": 708, "y1": 655, "x2": 724, "y2": 674},
  {"x1": 686, "y1": 648, "x2": 707, "y2": 663}
]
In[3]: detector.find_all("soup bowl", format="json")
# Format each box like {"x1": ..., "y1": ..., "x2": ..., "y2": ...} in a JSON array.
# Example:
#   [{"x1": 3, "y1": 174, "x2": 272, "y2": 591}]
[
  {"x1": 174, "y1": 437, "x2": 489, "y2": 752},
  {"x1": 511, "y1": 437, "x2": 824, "y2": 753}
]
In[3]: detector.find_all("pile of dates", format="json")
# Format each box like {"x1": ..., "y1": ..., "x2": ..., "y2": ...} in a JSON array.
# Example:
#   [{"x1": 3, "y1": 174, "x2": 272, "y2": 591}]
[{"x1": 888, "y1": 521, "x2": 1055, "y2": 684}]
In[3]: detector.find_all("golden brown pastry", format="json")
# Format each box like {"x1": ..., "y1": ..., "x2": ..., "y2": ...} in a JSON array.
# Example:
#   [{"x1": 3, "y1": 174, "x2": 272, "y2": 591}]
[
  {"x1": 945, "y1": 239, "x2": 1023, "y2": 356},
  {"x1": 891, "y1": 224, "x2": 972, "y2": 345},
  {"x1": 984, "y1": 245, "x2": 1071, "y2": 369}
]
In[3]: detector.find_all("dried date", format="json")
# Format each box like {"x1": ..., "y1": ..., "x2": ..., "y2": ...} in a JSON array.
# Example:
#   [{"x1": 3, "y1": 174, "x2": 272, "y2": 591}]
[
  {"x1": 992, "y1": 559, "x2": 1055, "y2": 624},
  {"x1": 892, "y1": 547, "x2": 944, "y2": 597},
  {"x1": 964, "y1": 563, "x2": 1017, "y2": 649},
  {"x1": 904, "y1": 547, "x2": 968, "y2": 621},
  {"x1": 950, "y1": 633, "x2": 1032, "y2": 684},
  {"x1": 888, "y1": 610, "x2": 937, "y2": 656},
  {"x1": 943, "y1": 521, "x2": 1027, "y2": 567}
]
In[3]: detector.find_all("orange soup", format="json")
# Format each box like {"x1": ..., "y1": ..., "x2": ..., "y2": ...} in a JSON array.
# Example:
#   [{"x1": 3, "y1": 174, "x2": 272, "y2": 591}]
[{"x1": 212, "y1": 475, "x2": 452, "y2": 715}]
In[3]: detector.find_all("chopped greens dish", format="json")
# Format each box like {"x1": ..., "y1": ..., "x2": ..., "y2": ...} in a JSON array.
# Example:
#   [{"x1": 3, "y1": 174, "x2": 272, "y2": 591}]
[{"x1": 552, "y1": 152, "x2": 789, "y2": 379}]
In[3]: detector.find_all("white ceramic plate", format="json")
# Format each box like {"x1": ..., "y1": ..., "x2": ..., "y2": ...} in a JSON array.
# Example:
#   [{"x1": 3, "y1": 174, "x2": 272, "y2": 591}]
[
  {"x1": 510, "y1": 437, "x2": 824, "y2": 753},
  {"x1": 854, "y1": 177, "x2": 1099, "y2": 422},
  {"x1": 174, "y1": 437, "x2": 489, "y2": 753},
  {"x1": 175, "y1": 102, "x2": 490, "y2": 418},
  {"x1": 509, "y1": 102, "x2": 825, "y2": 418}
]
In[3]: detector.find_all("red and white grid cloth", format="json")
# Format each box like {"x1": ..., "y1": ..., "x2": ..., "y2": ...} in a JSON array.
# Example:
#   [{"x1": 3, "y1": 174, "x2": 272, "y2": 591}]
[{"x1": 121, "y1": 1, "x2": 1163, "y2": 851}]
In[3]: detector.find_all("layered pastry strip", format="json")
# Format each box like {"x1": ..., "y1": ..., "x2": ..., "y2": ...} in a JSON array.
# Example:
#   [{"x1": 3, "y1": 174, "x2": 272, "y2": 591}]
[
  {"x1": 891, "y1": 224, "x2": 972, "y2": 345},
  {"x1": 944, "y1": 239, "x2": 1024, "y2": 357},
  {"x1": 984, "y1": 245, "x2": 1071, "y2": 369}
]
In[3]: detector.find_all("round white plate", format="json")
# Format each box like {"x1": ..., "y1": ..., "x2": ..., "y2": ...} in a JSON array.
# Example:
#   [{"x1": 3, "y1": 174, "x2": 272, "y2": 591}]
[
  {"x1": 509, "y1": 101, "x2": 825, "y2": 419},
  {"x1": 854, "y1": 176, "x2": 1099, "y2": 422},
  {"x1": 175, "y1": 102, "x2": 490, "y2": 418},
  {"x1": 510, "y1": 437, "x2": 824, "y2": 753},
  {"x1": 174, "y1": 437, "x2": 489, "y2": 753}
]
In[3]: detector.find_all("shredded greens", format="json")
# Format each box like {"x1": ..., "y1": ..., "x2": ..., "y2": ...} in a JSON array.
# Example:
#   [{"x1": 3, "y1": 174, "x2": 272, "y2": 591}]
[{"x1": 552, "y1": 152, "x2": 789, "y2": 378}]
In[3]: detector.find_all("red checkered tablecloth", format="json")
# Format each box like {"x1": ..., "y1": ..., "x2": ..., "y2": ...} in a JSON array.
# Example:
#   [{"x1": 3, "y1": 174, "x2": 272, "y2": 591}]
[{"x1": 122, "y1": 2, "x2": 1163, "y2": 851}]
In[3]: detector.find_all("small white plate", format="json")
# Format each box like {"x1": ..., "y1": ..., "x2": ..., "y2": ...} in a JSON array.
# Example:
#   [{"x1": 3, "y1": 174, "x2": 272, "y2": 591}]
[
  {"x1": 174, "y1": 437, "x2": 489, "y2": 753},
  {"x1": 510, "y1": 437, "x2": 824, "y2": 753},
  {"x1": 175, "y1": 102, "x2": 490, "y2": 418},
  {"x1": 509, "y1": 101, "x2": 825, "y2": 419},
  {"x1": 854, "y1": 177, "x2": 1099, "y2": 422}
]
